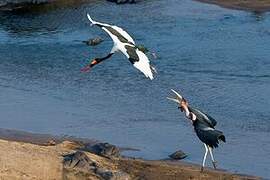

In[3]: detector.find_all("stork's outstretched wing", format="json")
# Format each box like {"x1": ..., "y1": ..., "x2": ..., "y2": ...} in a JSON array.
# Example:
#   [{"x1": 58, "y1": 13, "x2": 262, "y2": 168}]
[
  {"x1": 87, "y1": 14, "x2": 135, "y2": 45},
  {"x1": 188, "y1": 107, "x2": 217, "y2": 127},
  {"x1": 127, "y1": 45, "x2": 154, "y2": 80}
]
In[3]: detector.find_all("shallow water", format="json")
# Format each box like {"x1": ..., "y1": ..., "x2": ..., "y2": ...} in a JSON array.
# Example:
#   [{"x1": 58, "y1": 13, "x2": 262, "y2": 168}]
[{"x1": 0, "y1": 0, "x2": 270, "y2": 177}]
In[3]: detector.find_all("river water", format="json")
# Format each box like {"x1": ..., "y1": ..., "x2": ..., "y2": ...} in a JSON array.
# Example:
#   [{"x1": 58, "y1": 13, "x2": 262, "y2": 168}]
[{"x1": 0, "y1": 0, "x2": 270, "y2": 177}]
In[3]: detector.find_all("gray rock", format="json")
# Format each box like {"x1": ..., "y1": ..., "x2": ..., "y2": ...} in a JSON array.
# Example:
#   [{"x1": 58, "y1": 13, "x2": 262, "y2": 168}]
[
  {"x1": 63, "y1": 151, "x2": 96, "y2": 171},
  {"x1": 112, "y1": 171, "x2": 130, "y2": 180},
  {"x1": 82, "y1": 37, "x2": 103, "y2": 46},
  {"x1": 96, "y1": 168, "x2": 114, "y2": 180},
  {"x1": 96, "y1": 168, "x2": 130, "y2": 180},
  {"x1": 169, "y1": 150, "x2": 187, "y2": 160},
  {"x1": 106, "y1": 0, "x2": 136, "y2": 4},
  {"x1": 64, "y1": 150, "x2": 130, "y2": 179},
  {"x1": 87, "y1": 142, "x2": 121, "y2": 157},
  {"x1": 0, "y1": 0, "x2": 49, "y2": 7}
]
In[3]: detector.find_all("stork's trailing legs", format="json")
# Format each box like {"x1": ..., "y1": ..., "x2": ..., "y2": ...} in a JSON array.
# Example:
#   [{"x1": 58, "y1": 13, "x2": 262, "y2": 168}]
[
  {"x1": 208, "y1": 146, "x2": 217, "y2": 169},
  {"x1": 201, "y1": 143, "x2": 209, "y2": 172}
]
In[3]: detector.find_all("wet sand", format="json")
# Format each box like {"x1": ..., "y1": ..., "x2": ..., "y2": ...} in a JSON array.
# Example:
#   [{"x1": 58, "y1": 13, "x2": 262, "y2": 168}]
[
  {"x1": 196, "y1": 0, "x2": 270, "y2": 12},
  {"x1": 0, "y1": 129, "x2": 261, "y2": 180}
]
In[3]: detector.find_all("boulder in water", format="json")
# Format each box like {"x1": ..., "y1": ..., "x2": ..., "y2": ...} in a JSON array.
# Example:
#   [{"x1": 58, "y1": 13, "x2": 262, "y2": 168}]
[
  {"x1": 106, "y1": 0, "x2": 136, "y2": 4},
  {"x1": 82, "y1": 37, "x2": 103, "y2": 46},
  {"x1": 86, "y1": 142, "x2": 121, "y2": 157},
  {"x1": 169, "y1": 150, "x2": 187, "y2": 160}
]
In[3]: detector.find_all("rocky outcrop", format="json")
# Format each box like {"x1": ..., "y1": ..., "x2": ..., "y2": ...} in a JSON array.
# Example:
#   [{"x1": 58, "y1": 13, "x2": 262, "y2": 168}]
[
  {"x1": 0, "y1": 138, "x2": 260, "y2": 180},
  {"x1": 64, "y1": 151, "x2": 130, "y2": 180},
  {"x1": 106, "y1": 0, "x2": 136, "y2": 4},
  {"x1": 0, "y1": 129, "x2": 261, "y2": 180},
  {"x1": 82, "y1": 37, "x2": 104, "y2": 46},
  {"x1": 0, "y1": 0, "x2": 49, "y2": 7},
  {"x1": 169, "y1": 150, "x2": 187, "y2": 160},
  {"x1": 85, "y1": 142, "x2": 121, "y2": 157}
]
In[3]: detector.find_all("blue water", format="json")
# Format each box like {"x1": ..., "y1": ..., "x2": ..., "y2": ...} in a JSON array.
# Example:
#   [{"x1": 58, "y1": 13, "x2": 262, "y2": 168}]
[{"x1": 0, "y1": 0, "x2": 270, "y2": 178}]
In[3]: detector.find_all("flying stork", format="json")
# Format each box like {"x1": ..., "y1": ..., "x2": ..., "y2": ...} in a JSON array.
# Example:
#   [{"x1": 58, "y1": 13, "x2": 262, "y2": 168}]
[
  {"x1": 167, "y1": 89, "x2": 226, "y2": 172},
  {"x1": 81, "y1": 14, "x2": 156, "y2": 80}
]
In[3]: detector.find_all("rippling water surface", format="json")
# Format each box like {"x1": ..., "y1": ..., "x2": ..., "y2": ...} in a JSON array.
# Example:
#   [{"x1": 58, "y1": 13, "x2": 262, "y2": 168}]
[{"x1": 0, "y1": 0, "x2": 270, "y2": 177}]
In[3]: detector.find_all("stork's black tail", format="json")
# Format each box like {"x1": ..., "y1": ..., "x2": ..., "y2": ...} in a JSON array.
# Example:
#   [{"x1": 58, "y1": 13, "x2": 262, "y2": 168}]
[
  {"x1": 195, "y1": 127, "x2": 226, "y2": 148},
  {"x1": 218, "y1": 133, "x2": 226, "y2": 143}
]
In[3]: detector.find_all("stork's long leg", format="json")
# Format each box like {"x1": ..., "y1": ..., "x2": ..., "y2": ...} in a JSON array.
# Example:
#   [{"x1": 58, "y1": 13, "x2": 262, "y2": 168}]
[
  {"x1": 201, "y1": 143, "x2": 209, "y2": 172},
  {"x1": 208, "y1": 146, "x2": 217, "y2": 169}
]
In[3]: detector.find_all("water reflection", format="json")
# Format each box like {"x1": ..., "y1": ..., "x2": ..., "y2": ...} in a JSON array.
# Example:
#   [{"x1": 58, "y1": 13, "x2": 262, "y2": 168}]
[
  {"x1": 252, "y1": 10, "x2": 265, "y2": 21},
  {"x1": 0, "y1": 0, "x2": 103, "y2": 35}
]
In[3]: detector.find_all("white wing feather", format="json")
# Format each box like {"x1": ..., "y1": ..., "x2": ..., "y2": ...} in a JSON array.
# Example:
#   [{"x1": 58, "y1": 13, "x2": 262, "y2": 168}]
[
  {"x1": 87, "y1": 14, "x2": 109, "y2": 26},
  {"x1": 87, "y1": 14, "x2": 135, "y2": 45},
  {"x1": 133, "y1": 49, "x2": 154, "y2": 80},
  {"x1": 111, "y1": 25, "x2": 135, "y2": 44}
]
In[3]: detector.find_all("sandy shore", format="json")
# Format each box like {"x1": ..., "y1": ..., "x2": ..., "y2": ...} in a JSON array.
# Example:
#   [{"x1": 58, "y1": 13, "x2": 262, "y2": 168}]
[
  {"x1": 0, "y1": 129, "x2": 261, "y2": 180},
  {"x1": 196, "y1": 0, "x2": 270, "y2": 12}
]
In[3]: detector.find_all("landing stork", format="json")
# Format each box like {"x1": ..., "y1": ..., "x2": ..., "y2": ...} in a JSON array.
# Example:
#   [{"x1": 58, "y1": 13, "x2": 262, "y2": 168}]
[
  {"x1": 81, "y1": 14, "x2": 156, "y2": 80},
  {"x1": 167, "y1": 89, "x2": 226, "y2": 171}
]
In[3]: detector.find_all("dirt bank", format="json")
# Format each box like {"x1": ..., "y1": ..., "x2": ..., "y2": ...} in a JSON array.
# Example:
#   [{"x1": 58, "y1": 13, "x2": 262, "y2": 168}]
[
  {"x1": 0, "y1": 129, "x2": 260, "y2": 180},
  {"x1": 196, "y1": 0, "x2": 270, "y2": 12},
  {"x1": 0, "y1": 0, "x2": 97, "y2": 11}
]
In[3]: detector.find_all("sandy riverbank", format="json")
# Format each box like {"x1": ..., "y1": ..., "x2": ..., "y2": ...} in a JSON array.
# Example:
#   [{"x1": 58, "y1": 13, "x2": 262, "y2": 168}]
[
  {"x1": 0, "y1": 129, "x2": 260, "y2": 180},
  {"x1": 196, "y1": 0, "x2": 270, "y2": 12}
]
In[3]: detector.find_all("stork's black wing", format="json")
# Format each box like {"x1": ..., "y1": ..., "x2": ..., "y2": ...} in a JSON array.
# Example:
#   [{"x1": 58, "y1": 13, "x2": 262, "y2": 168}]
[
  {"x1": 87, "y1": 14, "x2": 135, "y2": 45},
  {"x1": 188, "y1": 106, "x2": 217, "y2": 127},
  {"x1": 194, "y1": 121, "x2": 225, "y2": 148}
]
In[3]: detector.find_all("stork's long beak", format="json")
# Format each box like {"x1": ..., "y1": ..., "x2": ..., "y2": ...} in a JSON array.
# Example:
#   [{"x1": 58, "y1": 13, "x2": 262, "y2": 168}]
[
  {"x1": 81, "y1": 59, "x2": 98, "y2": 72},
  {"x1": 167, "y1": 89, "x2": 183, "y2": 104}
]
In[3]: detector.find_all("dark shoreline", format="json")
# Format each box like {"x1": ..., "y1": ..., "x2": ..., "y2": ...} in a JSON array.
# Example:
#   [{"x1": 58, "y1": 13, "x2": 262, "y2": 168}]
[
  {"x1": 0, "y1": 0, "x2": 99, "y2": 11},
  {"x1": 0, "y1": 128, "x2": 261, "y2": 179},
  {"x1": 196, "y1": 0, "x2": 270, "y2": 12},
  {"x1": 2, "y1": 0, "x2": 270, "y2": 13}
]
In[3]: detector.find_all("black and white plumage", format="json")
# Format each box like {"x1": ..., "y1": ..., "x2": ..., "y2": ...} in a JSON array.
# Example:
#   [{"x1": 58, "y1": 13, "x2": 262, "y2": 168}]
[
  {"x1": 82, "y1": 14, "x2": 155, "y2": 80},
  {"x1": 167, "y1": 89, "x2": 226, "y2": 171}
]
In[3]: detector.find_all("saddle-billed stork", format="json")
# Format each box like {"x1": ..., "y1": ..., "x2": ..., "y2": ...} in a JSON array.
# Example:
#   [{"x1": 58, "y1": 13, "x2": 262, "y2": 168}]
[{"x1": 81, "y1": 14, "x2": 156, "y2": 80}]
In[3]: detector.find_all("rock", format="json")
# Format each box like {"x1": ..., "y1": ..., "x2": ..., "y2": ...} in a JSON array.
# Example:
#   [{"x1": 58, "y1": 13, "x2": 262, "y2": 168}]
[
  {"x1": 169, "y1": 150, "x2": 187, "y2": 160},
  {"x1": 87, "y1": 142, "x2": 121, "y2": 157},
  {"x1": 96, "y1": 169, "x2": 131, "y2": 180},
  {"x1": 113, "y1": 171, "x2": 130, "y2": 180},
  {"x1": 0, "y1": 0, "x2": 48, "y2": 7},
  {"x1": 64, "y1": 151, "x2": 130, "y2": 180},
  {"x1": 106, "y1": 0, "x2": 136, "y2": 4},
  {"x1": 63, "y1": 151, "x2": 96, "y2": 171},
  {"x1": 96, "y1": 168, "x2": 114, "y2": 180},
  {"x1": 45, "y1": 139, "x2": 56, "y2": 146},
  {"x1": 82, "y1": 37, "x2": 103, "y2": 46}
]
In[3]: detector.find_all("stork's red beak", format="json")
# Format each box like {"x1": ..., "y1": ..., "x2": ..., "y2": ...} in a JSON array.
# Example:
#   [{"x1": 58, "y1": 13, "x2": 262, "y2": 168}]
[{"x1": 81, "y1": 59, "x2": 98, "y2": 72}]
